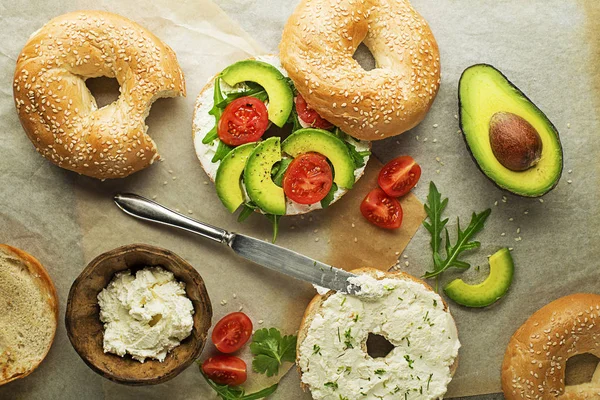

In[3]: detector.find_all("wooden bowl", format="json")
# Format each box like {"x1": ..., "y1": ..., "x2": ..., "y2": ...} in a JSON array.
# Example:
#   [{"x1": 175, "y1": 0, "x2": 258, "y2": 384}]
[{"x1": 65, "y1": 244, "x2": 212, "y2": 385}]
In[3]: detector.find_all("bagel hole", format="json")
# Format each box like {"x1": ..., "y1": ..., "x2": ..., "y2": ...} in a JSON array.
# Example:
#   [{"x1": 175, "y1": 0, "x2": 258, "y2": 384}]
[
  {"x1": 352, "y1": 43, "x2": 376, "y2": 71},
  {"x1": 366, "y1": 333, "x2": 394, "y2": 358},
  {"x1": 85, "y1": 77, "x2": 121, "y2": 109},
  {"x1": 565, "y1": 353, "x2": 600, "y2": 386}
]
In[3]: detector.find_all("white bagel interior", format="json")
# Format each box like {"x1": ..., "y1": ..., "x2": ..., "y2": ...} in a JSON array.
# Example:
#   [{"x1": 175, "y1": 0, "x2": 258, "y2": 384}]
[
  {"x1": 296, "y1": 267, "x2": 460, "y2": 400},
  {"x1": 192, "y1": 55, "x2": 371, "y2": 216}
]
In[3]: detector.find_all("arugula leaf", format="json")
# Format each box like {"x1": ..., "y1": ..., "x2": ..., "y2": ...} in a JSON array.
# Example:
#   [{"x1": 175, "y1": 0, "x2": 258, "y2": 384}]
[
  {"x1": 238, "y1": 203, "x2": 257, "y2": 223},
  {"x1": 201, "y1": 371, "x2": 278, "y2": 400},
  {"x1": 286, "y1": 107, "x2": 302, "y2": 133},
  {"x1": 271, "y1": 158, "x2": 293, "y2": 187},
  {"x1": 422, "y1": 182, "x2": 491, "y2": 280},
  {"x1": 203, "y1": 75, "x2": 225, "y2": 144},
  {"x1": 250, "y1": 328, "x2": 297, "y2": 377},
  {"x1": 320, "y1": 182, "x2": 338, "y2": 208},
  {"x1": 333, "y1": 128, "x2": 370, "y2": 169},
  {"x1": 216, "y1": 87, "x2": 267, "y2": 109},
  {"x1": 264, "y1": 214, "x2": 281, "y2": 243},
  {"x1": 212, "y1": 140, "x2": 233, "y2": 163}
]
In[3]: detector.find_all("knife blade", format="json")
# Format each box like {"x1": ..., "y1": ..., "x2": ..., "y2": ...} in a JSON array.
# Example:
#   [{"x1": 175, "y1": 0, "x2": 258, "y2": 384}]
[{"x1": 113, "y1": 193, "x2": 361, "y2": 295}]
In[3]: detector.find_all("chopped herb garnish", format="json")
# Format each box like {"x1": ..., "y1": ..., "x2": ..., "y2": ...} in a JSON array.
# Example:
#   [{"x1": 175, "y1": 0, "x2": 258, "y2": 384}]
[
  {"x1": 337, "y1": 366, "x2": 352, "y2": 374},
  {"x1": 313, "y1": 344, "x2": 321, "y2": 355},
  {"x1": 341, "y1": 297, "x2": 347, "y2": 307},
  {"x1": 374, "y1": 369, "x2": 386, "y2": 375},
  {"x1": 343, "y1": 328, "x2": 353, "y2": 350},
  {"x1": 353, "y1": 314, "x2": 359, "y2": 322},
  {"x1": 404, "y1": 354, "x2": 415, "y2": 369},
  {"x1": 427, "y1": 373, "x2": 434, "y2": 390},
  {"x1": 433, "y1": 299, "x2": 438, "y2": 307},
  {"x1": 324, "y1": 382, "x2": 338, "y2": 390}
]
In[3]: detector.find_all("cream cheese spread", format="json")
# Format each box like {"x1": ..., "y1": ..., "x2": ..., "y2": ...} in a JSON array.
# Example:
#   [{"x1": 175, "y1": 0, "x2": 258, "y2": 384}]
[
  {"x1": 192, "y1": 54, "x2": 370, "y2": 216},
  {"x1": 299, "y1": 274, "x2": 460, "y2": 400},
  {"x1": 97, "y1": 267, "x2": 194, "y2": 363}
]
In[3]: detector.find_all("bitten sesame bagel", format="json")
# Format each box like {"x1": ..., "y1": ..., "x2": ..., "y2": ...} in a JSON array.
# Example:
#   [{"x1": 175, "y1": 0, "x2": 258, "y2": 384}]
[
  {"x1": 13, "y1": 11, "x2": 185, "y2": 179},
  {"x1": 297, "y1": 268, "x2": 460, "y2": 400},
  {"x1": 502, "y1": 293, "x2": 600, "y2": 399},
  {"x1": 280, "y1": 0, "x2": 440, "y2": 141}
]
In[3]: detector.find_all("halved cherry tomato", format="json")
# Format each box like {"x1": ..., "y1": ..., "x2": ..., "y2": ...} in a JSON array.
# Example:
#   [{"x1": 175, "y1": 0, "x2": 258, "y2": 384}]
[
  {"x1": 295, "y1": 94, "x2": 333, "y2": 130},
  {"x1": 360, "y1": 188, "x2": 403, "y2": 229},
  {"x1": 283, "y1": 153, "x2": 333, "y2": 205},
  {"x1": 378, "y1": 156, "x2": 422, "y2": 197},
  {"x1": 212, "y1": 312, "x2": 253, "y2": 353},
  {"x1": 218, "y1": 96, "x2": 269, "y2": 146},
  {"x1": 202, "y1": 355, "x2": 247, "y2": 386}
]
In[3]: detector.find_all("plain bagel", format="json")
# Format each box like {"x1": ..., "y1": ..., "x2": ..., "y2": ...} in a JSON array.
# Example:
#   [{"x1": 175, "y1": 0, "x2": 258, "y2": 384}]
[
  {"x1": 297, "y1": 267, "x2": 460, "y2": 400},
  {"x1": 13, "y1": 11, "x2": 185, "y2": 179},
  {"x1": 0, "y1": 245, "x2": 58, "y2": 386},
  {"x1": 502, "y1": 293, "x2": 600, "y2": 399},
  {"x1": 280, "y1": 0, "x2": 440, "y2": 141}
]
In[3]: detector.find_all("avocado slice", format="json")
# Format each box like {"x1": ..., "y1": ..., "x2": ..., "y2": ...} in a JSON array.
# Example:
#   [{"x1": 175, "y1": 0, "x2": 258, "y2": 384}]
[
  {"x1": 282, "y1": 128, "x2": 356, "y2": 189},
  {"x1": 221, "y1": 60, "x2": 293, "y2": 128},
  {"x1": 244, "y1": 137, "x2": 286, "y2": 215},
  {"x1": 459, "y1": 64, "x2": 563, "y2": 197},
  {"x1": 215, "y1": 142, "x2": 259, "y2": 213},
  {"x1": 444, "y1": 247, "x2": 514, "y2": 308}
]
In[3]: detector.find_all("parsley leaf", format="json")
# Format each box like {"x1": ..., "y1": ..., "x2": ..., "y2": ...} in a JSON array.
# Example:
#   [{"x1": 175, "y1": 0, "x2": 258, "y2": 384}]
[
  {"x1": 422, "y1": 182, "x2": 491, "y2": 280},
  {"x1": 201, "y1": 371, "x2": 278, "y2": 400},
  {"x1": 250, "y1": 328, "x2": 297, "y2": 377}
]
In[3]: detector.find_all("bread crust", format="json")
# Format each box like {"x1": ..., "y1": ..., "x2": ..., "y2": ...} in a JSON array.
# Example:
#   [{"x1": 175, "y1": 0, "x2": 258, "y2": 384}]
[
  {"x1": 296, "y1": 267, "x2": 458, "y2": 393},
  {"x1": 13, "y1": 11, "x2": 185, "y2": 179},
  {"x1": 280, "y1": 0, "x2": 440, "y2": 141},
  {"x1": 502, "y1": 293, "x2": 600, "y2": 399},
  {"x1": 0, "y1": 245, "x2": 58, "y2": 386}
]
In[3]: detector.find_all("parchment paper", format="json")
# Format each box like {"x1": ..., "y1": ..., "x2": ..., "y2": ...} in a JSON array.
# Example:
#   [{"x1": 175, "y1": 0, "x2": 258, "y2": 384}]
[
  {"x1": 0, "y1": 1, "x2": 424, "y2": 399},
  {"x1": 211, "y1": 0, "x2": 600, "y2": 398}
]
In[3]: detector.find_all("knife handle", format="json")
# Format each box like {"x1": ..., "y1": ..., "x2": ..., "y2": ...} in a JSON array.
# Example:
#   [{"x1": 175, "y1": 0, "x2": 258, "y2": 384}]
[{"x1": 114, "y1": 193, "x2": 231, "y2": 244}]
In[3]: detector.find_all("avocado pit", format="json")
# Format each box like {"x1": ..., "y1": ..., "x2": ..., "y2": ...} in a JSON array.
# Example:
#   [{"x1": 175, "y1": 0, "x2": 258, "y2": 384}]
[{"x1": 489, "y1": 112, "x2": 543, "y2": 171}]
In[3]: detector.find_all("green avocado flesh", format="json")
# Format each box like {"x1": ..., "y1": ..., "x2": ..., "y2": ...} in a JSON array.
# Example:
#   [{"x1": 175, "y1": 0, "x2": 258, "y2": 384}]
[
  {"x1": 444, "y1": 247, "x2": 514, "y2": 308},
  {"x1": 244, "y1": 137, "x2": 286, "y2": 215},
  {"x1": 215, "y1": 142, "x2": 258, "y2": 213},
  {"x1": 459, "y1": 64, "x2": 563, "y2": 197},
  {"x1": 282, "y1": 128, "x2": 356, "y2": 189},
  {"x1": 221, "y1": 60, "x2": 293, "y2": 128}
]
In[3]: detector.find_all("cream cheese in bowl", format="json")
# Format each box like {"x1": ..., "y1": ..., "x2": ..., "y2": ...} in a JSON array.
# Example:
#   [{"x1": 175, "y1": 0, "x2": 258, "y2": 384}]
[{"x1": 97, "y1": 266, "x2": 194, "y2": 363}]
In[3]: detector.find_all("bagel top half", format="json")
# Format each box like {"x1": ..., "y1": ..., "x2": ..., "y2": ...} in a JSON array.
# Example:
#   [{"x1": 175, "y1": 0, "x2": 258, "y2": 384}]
[
  {"x1": 13, "y1": 11, "x2": 185, "y2": 179},
  {"x1": 192, "y1": 55, "x2": 370, "y2": 216},
  {"x1": 280, "y1": 0, "x2": 440, "y2": 141}
]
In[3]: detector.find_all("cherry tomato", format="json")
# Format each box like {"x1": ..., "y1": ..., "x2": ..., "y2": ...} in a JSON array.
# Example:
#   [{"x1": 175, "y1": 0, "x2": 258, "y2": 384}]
[
  {"x1": 283, "y1": 153, "x2": 333, "y2": 204},
  {"x1": 360, "y1": 188, "x2": 403, "y2": 229},
  {"x1": 378, "y1": 156, "x2": 422, "y2": 197},
  {"x1": 218, "y1": 96, "x2": 269, "y2": 146},
  {"x1": 202, "y1": 355, "x2": 247, "y2": 386},
  {"x1": 212, "y1": 312, "x2": 253, "y2": 353},
  {"x1": 295, "y1": 94, "x2": 333, "y2": 130}
]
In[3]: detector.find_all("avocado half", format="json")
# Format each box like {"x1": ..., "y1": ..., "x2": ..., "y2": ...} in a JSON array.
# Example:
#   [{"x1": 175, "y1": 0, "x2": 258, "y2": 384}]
[{"x1": 458, "y1": 64, "x2": 563, "y2": 197}]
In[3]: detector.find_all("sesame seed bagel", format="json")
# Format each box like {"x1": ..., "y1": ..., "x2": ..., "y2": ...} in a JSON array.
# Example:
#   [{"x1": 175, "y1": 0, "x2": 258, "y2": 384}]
[
  {"x1": 502, "y1": 293, "x2": 600, "y2": 399},
  {"x1": 280, "y1": 0, "x2": 440, "y2": 141},
  {"x1": 13, "y1": 11, "x2": 185, "y2": 179},
  {"x1": 297, "y1": 268, "x2": 459, "y2": 400}
]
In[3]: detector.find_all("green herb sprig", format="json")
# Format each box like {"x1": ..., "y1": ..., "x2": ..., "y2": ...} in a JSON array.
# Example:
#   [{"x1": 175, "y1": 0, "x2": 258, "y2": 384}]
[
  {"x1": 250, "y1": 328, "x2": 297, "y2": 377},
  {"x1": 200, "y1": 371, "x2": 277, "y2": 400},
  {"x1": 422, "y1": 182, "x2": 491, "y2": 282}
]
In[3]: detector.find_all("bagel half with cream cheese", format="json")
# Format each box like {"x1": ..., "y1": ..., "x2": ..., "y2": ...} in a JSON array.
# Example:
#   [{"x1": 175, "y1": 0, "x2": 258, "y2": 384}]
[
  {"x1": 0, "y1": 245, "x2": 58, "y2": 386},
  {"x1": 280, "y1": 0, "x2": 441, "y2": 141},
  {"x1": 192, "y1": 55, "x2": 371, "y2": 222},
  {"x1": 297, "y1": 267, "x2": 460, "y2": 400}
]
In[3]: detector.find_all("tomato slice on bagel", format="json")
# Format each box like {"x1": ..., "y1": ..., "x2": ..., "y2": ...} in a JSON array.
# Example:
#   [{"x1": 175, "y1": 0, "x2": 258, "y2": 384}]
[
  {"x1": 211, "y1": 312, "x2": 253, "y2": 354},
  {"x1": 360, "y1": 188, "x2": 403, "y2": 229},
  {"x1": 202, "y1": 355, "x2": 247, "y2": 386},
  {"x1": 283, "y1": 152, "x2": 333, "y2": 205},
  {"x1": 295, "y1": 94, "x2": 333, "y2": 130},
  {"x1": 378, "y1": 156, "x2": 421, "y2": 197},
  {"x1": 218, "y1": 96, "x2": 269, "y2": 146}
]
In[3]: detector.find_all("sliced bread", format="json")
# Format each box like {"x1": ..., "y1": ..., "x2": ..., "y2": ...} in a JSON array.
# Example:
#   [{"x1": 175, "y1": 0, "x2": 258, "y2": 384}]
[{"x1": 0, "y1": 245, "x2": 58, "y2": 386}]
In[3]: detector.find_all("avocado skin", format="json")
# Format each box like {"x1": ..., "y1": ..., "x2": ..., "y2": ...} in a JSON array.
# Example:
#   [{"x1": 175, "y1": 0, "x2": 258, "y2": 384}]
[{"x1": 458, "y1": 64, "x2": 563, "y2": 197}]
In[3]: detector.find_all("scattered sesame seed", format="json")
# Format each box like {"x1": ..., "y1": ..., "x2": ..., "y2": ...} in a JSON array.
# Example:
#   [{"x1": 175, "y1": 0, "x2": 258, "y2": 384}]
[
  {"x1": 238, "y1": 306, "x2": 243, "y2": 312},
  {"x1": 405, "y1": 261, "x2": 410, "y2": 267},
  {"x1": 313, "y1": 229, "x2": 319, "y2": 233},
  {"x1": 188, "y1": 210, "x2": 193, "y2": 214},
  {"x1": 203, "y1": 181, "x2": 209, "y2": 185},
  {"x1": 494, "y1": 201, "x2": 498, "y2": 206},
  {"x1": 315, "y1": 238, "x2": 320, "y2": 242},
  {"x1": 233, "y1": 293, "x2": 237, "y2": 299},
  {"x1": 433, "y1": 139, "x2": 437, "y2": 143},
  {"x1": 517, "y1": 228, "x2": 521, "y2": 234},
  {"x1": 433, "y1": 124, "x2": 438, "y2": 128},
  {"x1": 163, "y1": 181, "x2": 168, "y2": 185},
  {"x1": 509, "y1": 217, "x2": 514, "y2": 221},
  {"x1": 172, "y1": 176, "x2": 177, "y2": 180},
  {"x1": 524, "y1": 210, "x2": 529, "y2": 215},
  {"x1": 404, "y1": 255, "x2": 408, "y2": 259},
  {"x1": 395, "y1": 251, "x2": 400, "y2": 256},
  {"x1": 567, "y1": 180, "x2": 572, "y2": 184},
  {"x1": 509, "y1": 247, "x2": 514, "y2": 251},
  {"x1": 351, "y1": 223, "x2": 355, "y2": 228},
  {"x1": 354, "y1": 237, "x2": 358, "y2": 243},
  {"x1": 454, "y1": 114, "x2": 458, "y2": 120},
  {"x1": 258, "y1": 320, "x2": 264, "y2": 325},
  {"x1": 152, "y1": 195, "x2": 157, "y2": 200},
  {"x1": 501, "y1": 232, "x2": 506, "y2": 236},
  {"x1": 567, "y1": 123, "x2": 571, "y2": 129},
  {"x1": 539, "y1": 199, "x2": 544, "y2": 203},
  {"x1": 568, "y1": 169, "x2": 573, "y2": 174},
  {"x1": 220, "y1": 300, "x2": 227, "y2": 306}
]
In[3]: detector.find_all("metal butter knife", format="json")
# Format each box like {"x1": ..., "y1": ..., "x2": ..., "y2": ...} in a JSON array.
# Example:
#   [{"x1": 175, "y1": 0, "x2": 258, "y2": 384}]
[{"x1": 113, "y1": 194, "x2": 361, "y2": 295}]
